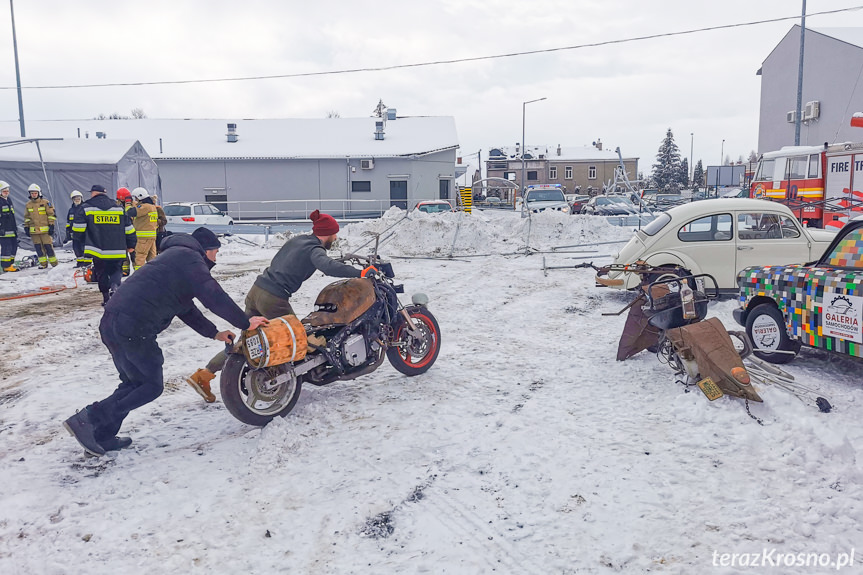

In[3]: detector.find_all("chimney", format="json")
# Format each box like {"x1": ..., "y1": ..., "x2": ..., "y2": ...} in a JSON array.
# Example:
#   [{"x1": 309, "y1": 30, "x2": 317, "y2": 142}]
[
  {"x1": 226, "y1": 123, "x2": 239, "y2": 143},
  {"x1": 594, "y1": 138, "x2": 602, "y2": 151},
  {"x1": 556, "y1": 144, "x2": 561, "y2": 156},
  {"x1": 374, "y1": 119, "x2": 385, "y2": 140}
]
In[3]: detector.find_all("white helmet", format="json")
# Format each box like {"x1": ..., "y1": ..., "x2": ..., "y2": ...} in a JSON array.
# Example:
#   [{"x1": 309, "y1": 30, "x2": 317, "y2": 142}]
[
  {"x1": 28, "y1": 183, "x2": 41, "y2": 194},
  {"x1": 70, "y1": 190, "x2": 83, "y2": 199},
  {"x1": 0, "y1": 180, "x2": 9, "y2": 192},
  {"x1": 131, "y1": 187, "x2": 149, "y2": 201}
]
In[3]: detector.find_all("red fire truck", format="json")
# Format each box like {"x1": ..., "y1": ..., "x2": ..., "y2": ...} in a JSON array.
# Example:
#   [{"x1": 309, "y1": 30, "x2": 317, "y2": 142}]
[{"x1": 749, "y1": 142, "x2": 863, "y2": 229}]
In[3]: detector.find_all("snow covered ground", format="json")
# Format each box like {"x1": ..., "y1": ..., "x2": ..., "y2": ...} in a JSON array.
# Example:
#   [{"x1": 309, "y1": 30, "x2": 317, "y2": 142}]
[{"x1": 1, "y1": 209, "x2": 862, "y2": 574}]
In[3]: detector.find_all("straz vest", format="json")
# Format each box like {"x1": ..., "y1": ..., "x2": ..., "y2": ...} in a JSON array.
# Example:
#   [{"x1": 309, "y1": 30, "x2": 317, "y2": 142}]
[
  {"x1": 0, "y1": 195, "x2": 16, "y2": 237},
  {"x1": 132, "y1": 204, "x2": 159, "y2": 238},
  {"x1": 24, "y1": 198, "x2": 55, "y2": 234},
  {"x1": 77, "y1": 204, "x2": 135, "y2": 259}
]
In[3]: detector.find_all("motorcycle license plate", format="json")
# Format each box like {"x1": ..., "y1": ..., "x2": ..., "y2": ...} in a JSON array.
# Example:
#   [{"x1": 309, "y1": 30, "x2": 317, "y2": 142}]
[
  {"x1": 245, "y1": 334, "x2": 264, "y2": 360},
  {"x1": 697, "y1": 377, "x2": 724, "y2": 401}
]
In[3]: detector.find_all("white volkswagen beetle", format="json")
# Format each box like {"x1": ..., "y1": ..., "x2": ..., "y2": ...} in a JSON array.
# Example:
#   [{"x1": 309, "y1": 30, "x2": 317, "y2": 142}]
[{"x1": 596, "y1": 198, "x2": 836, "y2": 293}]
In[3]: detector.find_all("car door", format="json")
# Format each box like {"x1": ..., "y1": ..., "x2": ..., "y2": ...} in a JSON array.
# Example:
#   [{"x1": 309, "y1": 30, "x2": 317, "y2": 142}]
[
  {"x1": 192, "y1": 204, "x2": 210, "y2": 225},
  {"x1": 735, "y1": 210, "x2": 812, "y2": 274},
  {"x1": 673, "y1": 213, "x2": 735, "y2": 286}
]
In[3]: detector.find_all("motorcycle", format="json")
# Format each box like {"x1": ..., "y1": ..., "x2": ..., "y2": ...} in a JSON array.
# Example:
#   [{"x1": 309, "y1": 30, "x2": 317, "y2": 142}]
[
  {"x1": 219, "y1": 251, "x2": 442, "y2": 426},
  {"x1": 615, "y1": 271, "x2": 762, "y2": 404}
]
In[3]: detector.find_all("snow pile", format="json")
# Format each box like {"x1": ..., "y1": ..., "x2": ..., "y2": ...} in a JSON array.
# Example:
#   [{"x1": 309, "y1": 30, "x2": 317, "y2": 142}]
[
  {"x1": 2, "y1": 212, "x2": 863, "y2": 573},
  {"x1": 339, "y1": 207, "x2": 634, "y2": 257}
]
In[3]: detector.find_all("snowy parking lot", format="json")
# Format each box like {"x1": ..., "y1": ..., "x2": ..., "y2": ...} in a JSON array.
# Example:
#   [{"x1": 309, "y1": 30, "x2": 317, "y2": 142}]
[{"x1": 1, "y1": 209, "x2": 862, "y2": 574}]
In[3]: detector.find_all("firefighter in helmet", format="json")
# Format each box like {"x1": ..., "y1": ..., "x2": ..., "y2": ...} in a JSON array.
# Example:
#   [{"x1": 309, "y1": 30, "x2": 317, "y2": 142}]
[
  {"x1": 23, "y1": 184, "x2": 58, "y2": 268},
  {"x1": 116, "y1": 187, "x2": 134, "y2": 275},
  {"x1": 127, "y1": 187, "x2": 159, "y2": 269},
  {"x1": 65, "y1": 190, "x2": 91, "y2": 268},
  {"x1": 0, "y1": 181, "x2": 19, "y2": 272}
]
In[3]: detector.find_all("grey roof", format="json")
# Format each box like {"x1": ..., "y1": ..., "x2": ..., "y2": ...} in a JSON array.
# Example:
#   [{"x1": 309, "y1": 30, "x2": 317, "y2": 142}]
[
  {"x1": 488, "y1": 144, "x2": 637, "y2": 162},
  {"x1": 0, "y1": 117, "x2": 459, "y2": 161},
  {"x1": 0, "y1": 137, "x2": 141, "y2": 164}
]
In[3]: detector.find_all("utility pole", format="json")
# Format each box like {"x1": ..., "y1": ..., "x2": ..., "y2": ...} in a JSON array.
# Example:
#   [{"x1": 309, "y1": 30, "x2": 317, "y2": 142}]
[
  {"x1": 689, "y1": 133, "x2": 694, "y2": 186},
  {"x1": 10, "y1": 0, "x2": 26, "y2": 137},
  {"x1": 795, "y1": 0, "x2": 807, "y2": 146}
]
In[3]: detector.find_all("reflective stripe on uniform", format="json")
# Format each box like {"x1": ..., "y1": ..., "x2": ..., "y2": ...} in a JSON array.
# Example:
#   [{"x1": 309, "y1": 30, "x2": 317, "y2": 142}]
[
  {"x1": 136, "y1": 230, "x2": 157, "y2": 238},
  {"x1": 84, "y1": 246, "x2": 128, "y2": 258},
  {"x1": 125, "y1": 225, "x2": 135, "y2": 235},
  {"x1": 72, "y1": 224, "x2": 87, "y2": 232}
]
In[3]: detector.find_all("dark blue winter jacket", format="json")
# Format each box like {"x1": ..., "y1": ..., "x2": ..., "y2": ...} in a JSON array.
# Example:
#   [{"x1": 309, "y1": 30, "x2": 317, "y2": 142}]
[{"x1": 104, "y1": 233, "x2": 250, "y2": 338}]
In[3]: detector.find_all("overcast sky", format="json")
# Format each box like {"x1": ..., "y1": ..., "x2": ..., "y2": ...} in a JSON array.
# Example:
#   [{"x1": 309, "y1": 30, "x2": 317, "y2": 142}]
[{"x1": 1, "y1": 0, "x2": 861, "y2": 177}]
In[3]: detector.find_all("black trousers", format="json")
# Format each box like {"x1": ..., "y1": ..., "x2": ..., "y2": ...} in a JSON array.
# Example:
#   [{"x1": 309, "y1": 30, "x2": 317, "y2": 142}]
[
  {"x1": 0, "y1": 236, "x2": 16, "y2": 267},
  {"x1": 89, "y1": 311, "x2": 165, "y2": 442},
  {"x1": 92, "y1": 258, "x2": 123, "y2": 301}
]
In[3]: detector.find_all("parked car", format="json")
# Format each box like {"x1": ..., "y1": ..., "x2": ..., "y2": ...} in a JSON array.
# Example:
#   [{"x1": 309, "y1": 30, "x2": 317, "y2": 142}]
[
  {"x1": 721, "y1": 187, "x2": 749, "y2": 199},
  {"x1": 595, "y1": 198, "x2": 836, "y2": 292},
  {"x1": 645, "y1": 194, "x2": 689, "y2": 211},
  {"x1": 734, "y1": 218, "x2": 863, "y2": 363},
  {"x1": 521, "y1": 185, "x2": 571, "y2": 216},
  {"x1": 484, "y1": 196, "x2": 503, "y2": 207},
  {"x1": 163, "y1": 202, "x2": 234, "y2": 226},
  {"x1": 581, "y1": 196, "x2": 638, "y2": 216},
  {"x1": 414, "y1": 200, "x2": 454, "y2": 214},
  {"x1": 567, "y1": 194, "x2": 591, "y2": 214}
]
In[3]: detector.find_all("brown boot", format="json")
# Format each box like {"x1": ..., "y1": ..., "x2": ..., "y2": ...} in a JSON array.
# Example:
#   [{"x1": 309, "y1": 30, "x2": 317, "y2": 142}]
[{"x1": 186, "y1": 368, "x2": 217, "y2": 403}]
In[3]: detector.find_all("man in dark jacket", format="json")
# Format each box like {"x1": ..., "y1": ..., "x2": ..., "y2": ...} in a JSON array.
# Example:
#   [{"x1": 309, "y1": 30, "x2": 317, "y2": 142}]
[
  {"x1": 63, "y1": 227, "x2": 269, "y2": 456},
  {"x1": 72, "y1": 184, "x2": 137, "y2": 304},
  {"x1": 186, "y1": 210, "x2": 370, "y2": 402}
]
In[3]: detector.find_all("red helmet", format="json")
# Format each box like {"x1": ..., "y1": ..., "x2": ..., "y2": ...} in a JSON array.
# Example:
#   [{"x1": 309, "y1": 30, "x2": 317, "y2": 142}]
[{"x1": 116, "y1": 187, "x2": 131, "y2": 201}]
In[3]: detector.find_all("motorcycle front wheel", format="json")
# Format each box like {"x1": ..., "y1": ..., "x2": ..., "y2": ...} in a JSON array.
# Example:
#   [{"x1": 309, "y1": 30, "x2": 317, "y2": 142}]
[
  {"x1": 220, "y1": 355, "x2": 303, "y2": 426},
  {"x1": 386, "y1": 306, "x2": 441, "y2": 376}
]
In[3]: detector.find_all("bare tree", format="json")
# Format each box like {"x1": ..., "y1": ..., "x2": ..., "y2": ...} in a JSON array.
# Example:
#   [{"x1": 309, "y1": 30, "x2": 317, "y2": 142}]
[
  {"x1": 326, "y1": 110, "x2": 341, "y2": 119},
  {"x1": 131, "y1": 108, "x2": 147, "y2": 119}
]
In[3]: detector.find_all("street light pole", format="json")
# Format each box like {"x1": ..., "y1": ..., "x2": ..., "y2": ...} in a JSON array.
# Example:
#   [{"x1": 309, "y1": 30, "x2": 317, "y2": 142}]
[
  {"x1": 10, "y1": 0, "x2": 26, "y2": 137},
  {"x1": 689, "y1": 132, "x2": 694, "y2": 186},
  {"x1": 521, "y1": 97, "x2": 547, "y2": 196},
  {"x1": 721, "y1": 139, "x2": 725, "y2": 166}
]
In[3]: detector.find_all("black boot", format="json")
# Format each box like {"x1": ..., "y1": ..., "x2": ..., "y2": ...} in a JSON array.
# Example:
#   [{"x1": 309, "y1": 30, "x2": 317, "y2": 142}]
[
  {"x1": 63, "y1": 408, "x2": 106, "y2": 456},
  {"x1": 99, "y1": 436, "x2": 133, "y2": 451}
]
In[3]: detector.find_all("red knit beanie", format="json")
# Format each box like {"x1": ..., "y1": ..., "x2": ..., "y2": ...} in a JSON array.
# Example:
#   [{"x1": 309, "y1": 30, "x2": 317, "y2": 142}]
[{"x1": 310, "y1": 209, "x2": 340, "y2": 236}]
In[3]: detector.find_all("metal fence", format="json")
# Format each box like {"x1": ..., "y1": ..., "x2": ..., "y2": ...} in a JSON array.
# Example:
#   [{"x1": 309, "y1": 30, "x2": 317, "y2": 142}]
[{"x1": 214, "y1": 198, "x2": 397, "y2": 221}]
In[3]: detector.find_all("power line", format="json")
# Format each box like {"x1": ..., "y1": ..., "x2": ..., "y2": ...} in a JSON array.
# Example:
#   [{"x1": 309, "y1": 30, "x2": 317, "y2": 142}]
[{"x1": 2, "y1": 5, "x2": 861, "y2": 91}]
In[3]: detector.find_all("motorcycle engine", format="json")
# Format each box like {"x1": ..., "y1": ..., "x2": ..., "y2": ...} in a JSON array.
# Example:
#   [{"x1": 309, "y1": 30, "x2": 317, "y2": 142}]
[{"x1": 342, "y1": 333, "x2": 368, "y2": 367}]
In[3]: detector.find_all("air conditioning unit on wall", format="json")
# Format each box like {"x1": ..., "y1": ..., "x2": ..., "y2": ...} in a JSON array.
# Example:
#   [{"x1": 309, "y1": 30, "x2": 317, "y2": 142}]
[
  {"x1": 361, "y1": 159, "x2": 374, "y2": 170},
  {"x1": 786, "y1": 111, "x2": 797, "y2": 123},
  {"x1": 804, "y1": 100, "x2": 820, "y2": 121}
]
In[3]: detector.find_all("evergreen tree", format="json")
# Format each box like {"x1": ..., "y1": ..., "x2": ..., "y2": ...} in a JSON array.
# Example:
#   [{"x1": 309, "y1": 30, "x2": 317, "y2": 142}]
[
  {"x1": 651, "y1": 128, "x2": 683, "y2": 192},
  {"x1": 692, "y1": 160, "x2": 704, "y2": 189},
  {"x1": 748, "y1": 150, "x2": 758, "y2": 164},
  {"x1": 679, "y1": 158, "x2": 689, "y2": 188}
]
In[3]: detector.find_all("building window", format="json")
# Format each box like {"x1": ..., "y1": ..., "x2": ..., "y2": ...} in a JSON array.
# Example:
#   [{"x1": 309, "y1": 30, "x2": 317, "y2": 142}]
[
  {"x1": 504, "y1": 171, "x2": 516, "y2": 181},
  {"x1": 527, "y1": 171, "x2": 538, "y2": 181},
  {"x1": 439, "y1": 180, "x2": 450, "y2": 200},
  {"x1": 489, "y1": 161, "x2": 507, "y2": 170},
  {"x1": 565, "y1": 166, "x2": 573, "y2": 179},
  {"x1": 549, "y1": 166, "x2": 557, "y2": 179},
  {"x1": 588, "y1": 166, "x2": 597, "y2": 180},
  {"x1": 351, "y1": 181, "x2": 371, "y2": 193}
]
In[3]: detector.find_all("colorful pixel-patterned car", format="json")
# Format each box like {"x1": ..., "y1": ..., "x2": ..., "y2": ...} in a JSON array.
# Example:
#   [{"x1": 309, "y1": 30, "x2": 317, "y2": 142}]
[{"x1": 734, "y1": 219, "x2": 863, "y2": 364}]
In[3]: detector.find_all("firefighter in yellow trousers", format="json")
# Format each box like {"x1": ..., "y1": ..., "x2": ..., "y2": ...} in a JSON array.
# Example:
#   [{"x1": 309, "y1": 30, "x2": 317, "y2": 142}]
[
  {"x1": 23, "y1": 184, "x2": 58, "y2": 268},
  {"x1": 127, "y1": 187, "x2": 159, "y2": 269}
]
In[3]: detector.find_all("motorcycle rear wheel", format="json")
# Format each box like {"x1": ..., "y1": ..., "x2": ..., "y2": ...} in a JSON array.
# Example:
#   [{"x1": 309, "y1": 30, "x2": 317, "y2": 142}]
[
  {"x1": 386, "y1": 307, "x2": 441, "y2": 376},
  {"x1": 220, "y1": 355, "x2": 303, "y2": 426}
]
